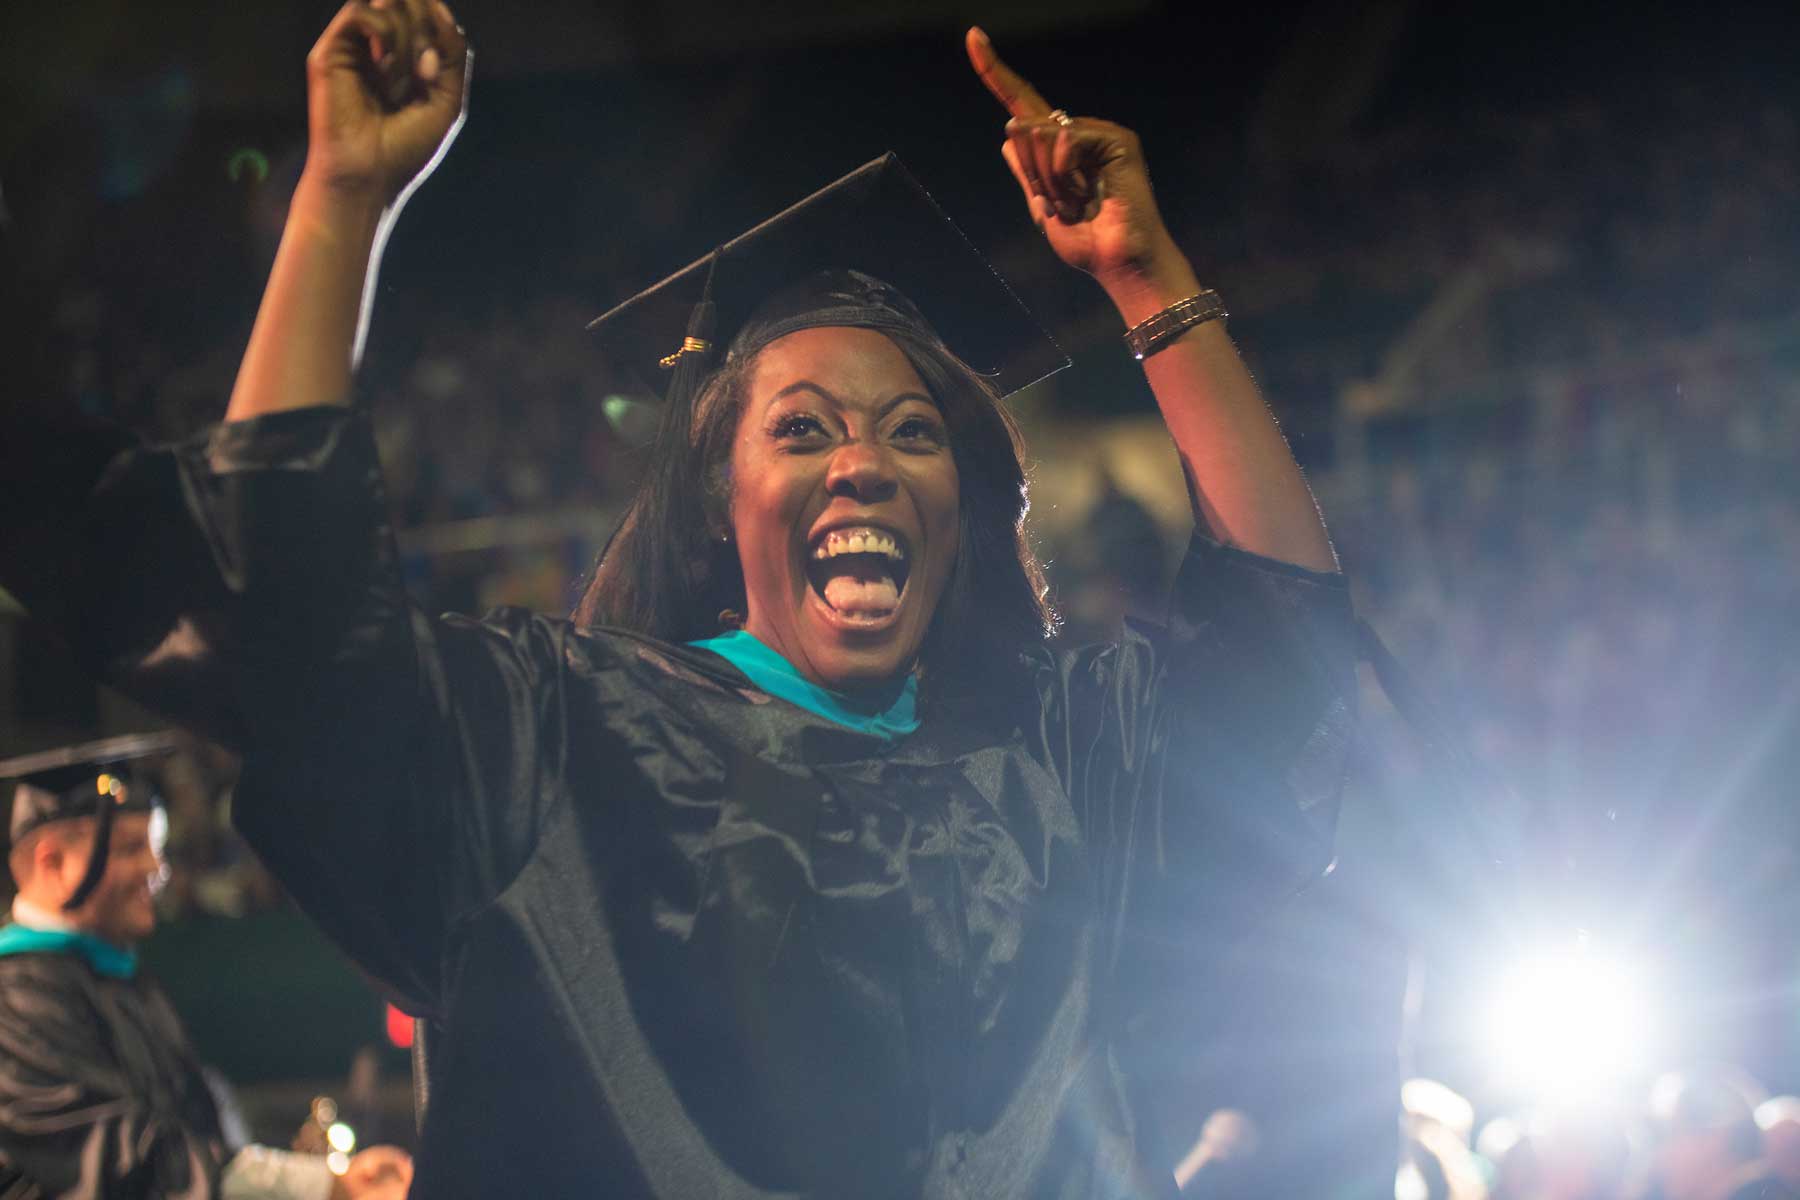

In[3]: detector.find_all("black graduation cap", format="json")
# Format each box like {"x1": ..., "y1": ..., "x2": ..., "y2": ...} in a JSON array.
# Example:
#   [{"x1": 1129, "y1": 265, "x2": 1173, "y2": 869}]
[
  {"x1": 587, "y1": 153, "x2": 1067, "y2": 403},
  {"x1": 2, "y1": 732, "x2": 176, "y2": 911}
]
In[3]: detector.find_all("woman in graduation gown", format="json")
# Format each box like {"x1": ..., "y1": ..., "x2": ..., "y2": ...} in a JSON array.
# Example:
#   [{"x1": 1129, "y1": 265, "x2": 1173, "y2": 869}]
[{"x1": 0, "y1": 3, "x2": 1354, "y2": 1196}]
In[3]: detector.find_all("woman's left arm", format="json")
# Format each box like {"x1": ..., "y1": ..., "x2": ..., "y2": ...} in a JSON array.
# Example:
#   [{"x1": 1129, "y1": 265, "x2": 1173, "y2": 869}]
[{"x1": 967, "y1": 29, "x2": 1337, "y2": 574}]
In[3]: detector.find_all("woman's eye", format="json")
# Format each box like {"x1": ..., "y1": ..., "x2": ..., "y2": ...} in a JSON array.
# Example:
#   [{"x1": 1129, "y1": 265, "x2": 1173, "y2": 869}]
[
  {"x1": 893, "y1": 417, "x2": 943, "y2": 442},
  {"x1": 772, "y1": 415, "x2": 825, "y2": 439}
]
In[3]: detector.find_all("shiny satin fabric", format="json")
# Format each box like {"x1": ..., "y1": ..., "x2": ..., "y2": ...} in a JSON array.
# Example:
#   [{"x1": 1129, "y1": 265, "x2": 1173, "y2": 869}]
[
  {"x1": 0, "y1": 951, "x2": 229, "y2": 1197},
  {"x1": 0, "y1": 407, "x2": 1355, "y2": 1198}
]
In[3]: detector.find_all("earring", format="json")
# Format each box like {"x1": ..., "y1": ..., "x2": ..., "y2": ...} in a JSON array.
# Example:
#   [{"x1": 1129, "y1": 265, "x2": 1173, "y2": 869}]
[{"x1": 716, "y1": 608, "x2": 743, "y2": 631}]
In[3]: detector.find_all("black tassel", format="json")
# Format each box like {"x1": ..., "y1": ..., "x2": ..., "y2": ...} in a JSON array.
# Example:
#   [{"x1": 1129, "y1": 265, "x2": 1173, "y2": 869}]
[
  {"x1": 62, "y1": 789, "x2": 117, "y2": 911},
  {"x1": 664, "y1": 250, "x2": 722, "y2": 425}
]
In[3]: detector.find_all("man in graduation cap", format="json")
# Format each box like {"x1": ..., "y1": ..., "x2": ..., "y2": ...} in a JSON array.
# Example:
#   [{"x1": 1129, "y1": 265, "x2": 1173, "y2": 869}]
[{"x1": 0, "y1": 736, "x2": 414, "y2": 1200}]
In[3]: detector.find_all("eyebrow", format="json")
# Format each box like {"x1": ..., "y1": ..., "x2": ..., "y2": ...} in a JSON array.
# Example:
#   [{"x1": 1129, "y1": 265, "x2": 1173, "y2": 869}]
[{"x1": 770, "y1": 381, "x2": 936, "y2": 418}]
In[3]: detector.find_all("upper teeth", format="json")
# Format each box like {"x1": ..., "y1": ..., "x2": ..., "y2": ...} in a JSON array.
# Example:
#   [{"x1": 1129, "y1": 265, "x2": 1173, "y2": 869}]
[{"x1": 813, "y1": 528, "x2": 906, "y2": 561}]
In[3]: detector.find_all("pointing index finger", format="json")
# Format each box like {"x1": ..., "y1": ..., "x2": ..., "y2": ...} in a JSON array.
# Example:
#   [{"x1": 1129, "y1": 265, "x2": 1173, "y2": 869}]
[{"x1": 965, "y1": 27, "x2": 1052, "y2": 120}]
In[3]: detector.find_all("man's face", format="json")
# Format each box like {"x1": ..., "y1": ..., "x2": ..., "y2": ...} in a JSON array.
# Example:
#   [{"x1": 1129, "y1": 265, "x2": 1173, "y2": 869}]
[{"x1": 63, "y1": 812, "x2": 164, "y2": 945}]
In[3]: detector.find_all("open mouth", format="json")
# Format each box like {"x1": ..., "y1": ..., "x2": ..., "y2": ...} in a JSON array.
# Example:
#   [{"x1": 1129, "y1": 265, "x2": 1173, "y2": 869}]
[{"x1": 805, "y1": 525, "x2": 912, "y2": 625}]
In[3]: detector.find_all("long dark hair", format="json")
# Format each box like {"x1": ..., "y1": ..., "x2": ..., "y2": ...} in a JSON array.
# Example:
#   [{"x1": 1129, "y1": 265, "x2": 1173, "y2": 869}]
[{"x1": 573, "y1": 326, "x2": 1056, "y2": 694}]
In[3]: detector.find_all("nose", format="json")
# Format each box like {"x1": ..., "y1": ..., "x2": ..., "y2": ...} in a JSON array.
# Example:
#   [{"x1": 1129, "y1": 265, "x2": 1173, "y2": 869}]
[{"x1": 825, "y1": 441, "x2": 897, "y2": 503}]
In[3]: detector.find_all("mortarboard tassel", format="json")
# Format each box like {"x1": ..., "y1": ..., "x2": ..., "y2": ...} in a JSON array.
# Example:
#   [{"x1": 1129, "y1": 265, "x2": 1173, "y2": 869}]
[
  {"x1": 661, "y1": 249, "x2": 721, "y2": 422},
  {"x1": 62, "y1": 782, "x2": 119, "y2": 911}
]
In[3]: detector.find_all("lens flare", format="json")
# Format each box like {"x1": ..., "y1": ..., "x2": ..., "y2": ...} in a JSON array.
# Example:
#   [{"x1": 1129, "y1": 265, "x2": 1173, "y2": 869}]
[
  {"x1": 1485, "y1": 944, "x2": 1654, "y2": 1103},
  {"x1": 326, "y1": 1121, "x2": 356, "y2": 1154}
]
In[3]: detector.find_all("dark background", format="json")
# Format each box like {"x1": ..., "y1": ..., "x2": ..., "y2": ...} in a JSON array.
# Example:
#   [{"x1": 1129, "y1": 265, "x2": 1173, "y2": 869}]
[{"x1": 4, "y1": 0, "x2": 1800, "y2": 1192}]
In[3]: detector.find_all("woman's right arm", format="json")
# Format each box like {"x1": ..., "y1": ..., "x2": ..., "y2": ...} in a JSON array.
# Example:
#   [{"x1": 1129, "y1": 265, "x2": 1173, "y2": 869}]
[
  {"x1": 2, "y1": 2, "x2": 556, "y2": 1012},
  {"x1": 228, "y1": 0, "x2": 468, "y2": 421},
  {"x1": 215, "y1": 2, "x2": 553, "y2": 1012}
]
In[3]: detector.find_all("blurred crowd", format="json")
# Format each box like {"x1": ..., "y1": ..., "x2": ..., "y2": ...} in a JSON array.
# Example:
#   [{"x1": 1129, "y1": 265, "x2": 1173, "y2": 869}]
[
  {"x1": 1217, "y1": 82, "x2": 1800, "y2": 407},
  {"x1": 6, "y1": 40, "x2": 1799, "y2": 1192},
  {"x1": 1400, "y1": 1069, "x2": 1800, "y2": 1200},
  {"x1": 16, "y1": 53, "x2": 1799, "y2": 967},
  {"x1": 1169, "y1": 1071, "x2": 1800, "y2": 1199}
]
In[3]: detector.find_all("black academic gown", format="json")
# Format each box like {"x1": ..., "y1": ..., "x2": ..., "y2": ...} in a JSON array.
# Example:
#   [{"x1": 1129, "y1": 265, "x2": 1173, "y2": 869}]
[
  {"x1": 0, "y1": 407, "x2": 1356, "y2": 1198},
  {"x1": 0, "y1": 948, "x2": 229, "y2": 1198}
]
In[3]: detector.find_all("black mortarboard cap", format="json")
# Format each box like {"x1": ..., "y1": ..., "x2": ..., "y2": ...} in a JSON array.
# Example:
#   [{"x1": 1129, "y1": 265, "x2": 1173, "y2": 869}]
[
  {"x1": 3, "y1": 732, "x2": 174, "y2": 910},
  {"x1": 587, "y1": 153, "x2": 1067, "y2": 402}
]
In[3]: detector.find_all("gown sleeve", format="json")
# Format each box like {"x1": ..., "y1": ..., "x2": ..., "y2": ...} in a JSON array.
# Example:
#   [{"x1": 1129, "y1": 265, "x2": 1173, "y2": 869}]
[
  {"x1": 1040, "y1": 533, "x2": 1356, "y2": 1000},
  {"x1": 0, "y1": 963, "x2": 225, "y2": 1199},
  {"x1": 0, "y1": 407, "x2": 571, "y2": 1015}
]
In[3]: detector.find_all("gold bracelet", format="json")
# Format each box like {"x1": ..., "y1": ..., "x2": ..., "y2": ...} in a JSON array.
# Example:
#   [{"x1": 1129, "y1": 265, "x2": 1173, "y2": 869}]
[{"x1": 1122, "y1": 290, "x2": 1227, "y2": 360}]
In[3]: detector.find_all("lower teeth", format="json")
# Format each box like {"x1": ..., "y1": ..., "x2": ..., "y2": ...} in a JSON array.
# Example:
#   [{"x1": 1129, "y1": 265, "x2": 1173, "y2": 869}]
[{"x1": 823, "y1": 574, "x2": 899, "y2": 614}]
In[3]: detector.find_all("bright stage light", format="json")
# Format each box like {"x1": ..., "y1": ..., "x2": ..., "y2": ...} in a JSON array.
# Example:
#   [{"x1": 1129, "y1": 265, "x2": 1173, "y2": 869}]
[{"x1": 1484, "y1": 942, "x2": 1656, "y2": 1104}]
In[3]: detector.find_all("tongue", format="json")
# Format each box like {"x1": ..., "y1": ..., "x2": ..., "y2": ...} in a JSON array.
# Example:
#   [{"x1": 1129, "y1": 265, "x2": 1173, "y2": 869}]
[{"x1": 822, "y1": 561, "x2": 899, "y2": 615}]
